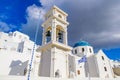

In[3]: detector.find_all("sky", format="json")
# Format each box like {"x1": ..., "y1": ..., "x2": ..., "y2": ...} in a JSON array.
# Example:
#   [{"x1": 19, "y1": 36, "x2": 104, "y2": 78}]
[{"x1": 0, "y1": 0, "x2": 120, "y2": 61}]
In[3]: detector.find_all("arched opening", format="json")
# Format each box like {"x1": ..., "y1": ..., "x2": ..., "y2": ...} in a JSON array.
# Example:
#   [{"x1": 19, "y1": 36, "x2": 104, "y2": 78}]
[
  {"x1": 55, "y1": 69, "x2": 60, "y2": 78},
  {"x1": 58, "y1": 14, "x2": 62, "y2": 18},
  {"x1": 56, "y1": 25, "x2": 65, "y2": 43},
  {"x1": 89, "y1": 48, "x2": 92, "y2": 53},
  {"x1": 46, "y1": 27, "x2": 52, "y2": 43},
  {"x1": 82, "y1": 48, "x2": 84, "y2": 53}
]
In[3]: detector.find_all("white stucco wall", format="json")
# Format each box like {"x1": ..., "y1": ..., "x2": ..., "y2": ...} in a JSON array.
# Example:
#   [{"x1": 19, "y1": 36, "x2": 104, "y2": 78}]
[
  {"x1": 96, "y1": 50, "x2": 114, "y2": 78},
  {"x1": 0, "y1": 31, "x2": 39, "y2": 76},
  {"x1": 75, "y1": 56, "x2": 86, "y2": 78},
  {"x1": 54, "y1": 47, "x2": 68, "y2": 78},
  {"x1": 87, "y1": 55, "x2": 99, "y2": 77},
  {"x1": 39, "y1": 49, "x2": 51, "y2": 77},
  {"x1": 0, "y1": 50, "x2": 30, "y2": 76}
]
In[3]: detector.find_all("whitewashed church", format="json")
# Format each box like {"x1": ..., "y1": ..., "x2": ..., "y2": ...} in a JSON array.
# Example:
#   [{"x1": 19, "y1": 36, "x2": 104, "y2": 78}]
[{"x1": 0, "y1": 6, "x2": 118, "y2": 80}]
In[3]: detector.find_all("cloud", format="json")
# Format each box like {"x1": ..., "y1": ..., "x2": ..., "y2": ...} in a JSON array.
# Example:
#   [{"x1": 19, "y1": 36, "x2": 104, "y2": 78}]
[
  {"x1": 40, "y1": 0, "x2": 64, "y2": 8},
  {"x1": 21, "y1": 0, "x2": 65, "y2": 44},
  {"x1": 0, "y1": 21, "x2": 10, "y2": 32},
  {"x1": 53, "y1": 0, "x2": 120, "y2": 50},
  {"x1": 26, "y1": 4, "x2": 45, "y2": 20},
  {"x1": 21, "y1": 0, "x2": 120, "y2": 51},
  {"x1": 21, "y1": 4, "x2": 46, "y2": 44},
  {"x1": 0, "y1": 21, "x2": 18, "y2": 32}
]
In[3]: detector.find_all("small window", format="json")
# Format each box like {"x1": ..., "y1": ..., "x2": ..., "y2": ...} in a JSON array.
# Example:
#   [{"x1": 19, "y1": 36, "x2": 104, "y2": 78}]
[
  {"x1": 102, "y1": 56, "x2": 104, "y2": 60},
  {"x1": 82, "y1": 48, "x2": 84, "y2": 52},
  {"x1": 75, "y1": 49, "x2": 77, "y2": 54},
  {"x1": 89, "y1": 48, "x2": 92, "y2": 53},
  {"x1": 24, "y1": 68, "x2": 27, "y2": 75},
  {"x1": 18, "y1": 49, "x2": 21, "y2": 52},
  {"x1": 4, "y1": 40, "x2": 7, "y2": 42},
  {"x1": 77, "y1": 70, "x2": 80, "y2": 75},
  {"x1": 58, "y1": 14, "x2": 62, "y2": 18},
  {"x1": 104, "y1": 67, "x2": 107, "y2": 71}
]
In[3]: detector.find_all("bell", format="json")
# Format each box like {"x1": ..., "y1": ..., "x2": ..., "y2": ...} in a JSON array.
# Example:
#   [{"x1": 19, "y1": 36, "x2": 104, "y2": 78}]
[
  {"x1": 46, "y1": 31, "x2": 51, "y2": 37},
  {"x1": 59, "y1": 36, "x2": 62, "y2": 40},
  {"x1": 58, "y1": 32, "x2": 62, "y2": 40},
  {"x1": 58, "y1": 32, "x2": 62, "y2": 36}
]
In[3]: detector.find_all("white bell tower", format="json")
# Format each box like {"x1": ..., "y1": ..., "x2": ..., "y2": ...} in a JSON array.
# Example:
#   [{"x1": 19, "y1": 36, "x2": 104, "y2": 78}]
[{"x1": 38, "y1": 6, "x2": 72, "y2": 78}]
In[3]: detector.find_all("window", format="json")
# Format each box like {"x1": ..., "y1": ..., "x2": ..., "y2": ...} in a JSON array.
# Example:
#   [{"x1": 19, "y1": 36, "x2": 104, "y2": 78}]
[
  {"x1": 89, "y1": 48, "x2": 92, "y2": 53},
  {"x1": 18, "y1": 49, "x2": 21, "y2": 52},
  {"x1": 55, "y1": 69, "x2": 60, "y2": 77},
  {"x1": 4, "y1": 40, "x2": 7, "y2": 42},
  {"x1": 82, "y1": 48, "x2": 84, "y2": 52},
  {"x1": 77, "y1": 70, "x2": 80, "y2": 75},
  {"x1": 104, "y1": 67, "x2": 107, "y2": 71},
  {"x1": 102, "y1": 56, "x2": 104, "y2": 60},
  {"x1": 75, "y1": 49, "x2": 77, "y2": 54},
  {"x1": 46, "y1": 30, "x2": 51, "y2": 43},
  {"x1": 58, "y1": 14, "x2": 62, "y2": 18},
  {"x1": 24, "y1": 68, "x2": 27, "y2": 75}
]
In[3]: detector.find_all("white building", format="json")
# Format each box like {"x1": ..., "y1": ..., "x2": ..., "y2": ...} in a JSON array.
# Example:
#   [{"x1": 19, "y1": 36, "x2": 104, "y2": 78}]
[
  {"x1": 0, "y1": 31, "x2": 40, "y2": 76},
  {"x1": 37, "y1": 6, "x2": 114, "y2": 79},
  {"x1": 0, "y1": 5, "x2": 119, "y2": 80}
]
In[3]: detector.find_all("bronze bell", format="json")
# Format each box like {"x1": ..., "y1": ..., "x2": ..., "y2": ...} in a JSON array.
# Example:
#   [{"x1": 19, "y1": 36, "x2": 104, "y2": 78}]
[
  {"x1": 59, "y1": 36, "x2": 62, "y2": 40},
  {"x1": 58, "y1": 32, "x2": 62, "y2": 40},
  {"x1": 58, "y1": 32, "x2": 62, "y2": 36},
  {"x1": 46, "y1": 31, "x2": 51, "y2": 37}
]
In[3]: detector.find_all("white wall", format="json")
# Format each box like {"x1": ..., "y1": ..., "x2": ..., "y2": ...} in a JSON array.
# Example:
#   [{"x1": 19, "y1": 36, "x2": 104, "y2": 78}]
[
  {"x1": 54, "y1": 47, "x2": 68, "y2": 78},
  {"x1": 0, "y1": 31, "x2": 39, "y2": 76},
  {"x1": 96, "y1": 50, "x2": 114, "y2": 78},
  {"x1": 0, "y1": 50, "x2": 30, "y2": 76},
  {"x1": 75, "y1": 56, "x2": 86, "y2": 78},
  {"x1": 87, "y1": 55, "x2": 99, "y2": 77},
  {"x1": 0, "y1": 75, "x2": 120, "y2": 80},
  {"x1": 39, "y1": 49, "x2": 51, "y2": 77}
]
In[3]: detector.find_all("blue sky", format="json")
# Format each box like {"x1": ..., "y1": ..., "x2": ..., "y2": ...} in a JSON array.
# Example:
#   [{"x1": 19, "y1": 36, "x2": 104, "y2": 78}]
[{"x1": 0, "y1": 0, "x2": 120, "y2": 61}]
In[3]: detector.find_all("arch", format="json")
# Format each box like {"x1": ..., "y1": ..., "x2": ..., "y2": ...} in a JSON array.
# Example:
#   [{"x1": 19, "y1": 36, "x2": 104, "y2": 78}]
[
  {"x1": 45, "y1": 26, "x2": 52, "y2": 43},
  {"x1": 56, "y1": 25, "x2": 65, "y2": 32},
  {"x1": 46, "y1": 26, "x2": 52, "y2": 32},
  {"x1": 58, "y1": 14, "x2": 62, "y2": 18},
  {"x1": 56, "y1": 25, "x2": 65, "y2": 43}
]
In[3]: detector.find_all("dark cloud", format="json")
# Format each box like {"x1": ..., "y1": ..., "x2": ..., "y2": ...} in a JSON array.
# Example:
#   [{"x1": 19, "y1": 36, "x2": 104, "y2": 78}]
[
  {"x1": 22, "y1": 0, "x2": 120, "y2": 51},
  {"x1": 56, "y1": 0, "x2": 120, "y2": 51}
]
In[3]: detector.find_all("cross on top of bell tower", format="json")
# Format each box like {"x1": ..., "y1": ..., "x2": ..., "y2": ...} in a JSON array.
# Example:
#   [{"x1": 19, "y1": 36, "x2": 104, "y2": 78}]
[{"x1": 41, "y1": 5, "x2": 69, "y2": 46}]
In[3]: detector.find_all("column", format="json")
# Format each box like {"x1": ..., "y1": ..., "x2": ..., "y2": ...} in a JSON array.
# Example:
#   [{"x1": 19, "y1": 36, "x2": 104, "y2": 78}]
[
  {"x1": 51, "y1": 19, "x2": 56, "y2": 42},
  {"x1": 50, "y1": 47, "x2": 56, "y2": 77},
  {"x1": 42, "y1": 28, "x2": 46, "y2": 45},
  {"x1": 63, "y1": 27, "x2": 68, "y2": 45}
]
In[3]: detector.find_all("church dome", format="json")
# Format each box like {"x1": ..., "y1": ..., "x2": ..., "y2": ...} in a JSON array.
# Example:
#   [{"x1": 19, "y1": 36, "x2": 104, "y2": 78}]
[{"x1": 73, "y1": 41, "x2": 90, "y2": 47}]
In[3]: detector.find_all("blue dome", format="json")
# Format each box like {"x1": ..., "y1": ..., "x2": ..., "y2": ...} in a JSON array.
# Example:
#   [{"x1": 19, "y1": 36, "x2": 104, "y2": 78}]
[{"x1": 73, "y1": 41, "x2": 90, "y2": 47}]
